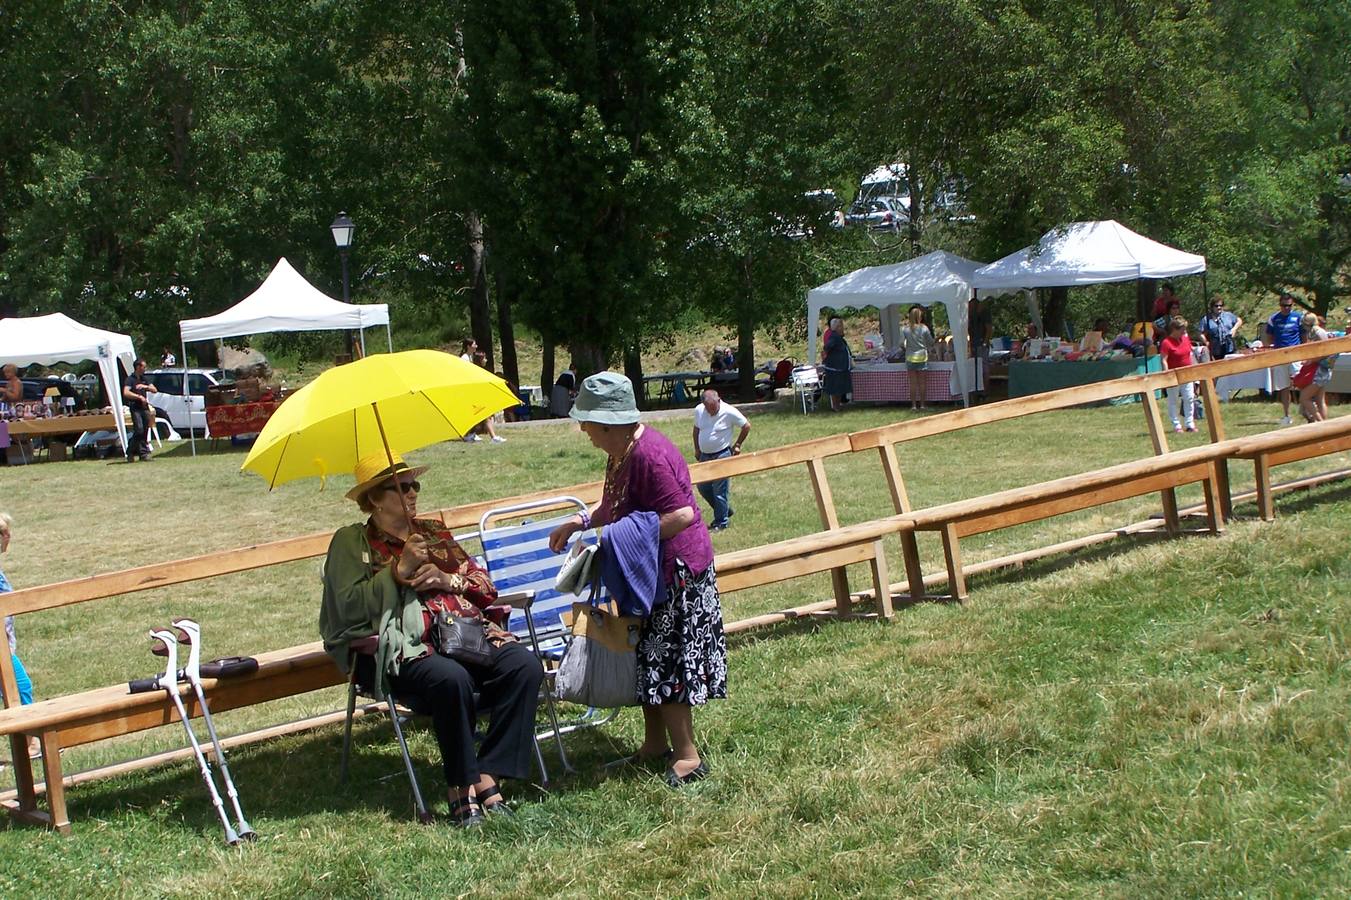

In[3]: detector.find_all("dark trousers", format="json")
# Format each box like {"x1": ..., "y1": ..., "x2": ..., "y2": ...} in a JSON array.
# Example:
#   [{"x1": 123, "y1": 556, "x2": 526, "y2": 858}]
[
  {"x1": 359, "y1": 642, "x2": 543, "y2": 787},
  {"x1": 127, "y1": 405, "x2": 151, "y2": 458}
]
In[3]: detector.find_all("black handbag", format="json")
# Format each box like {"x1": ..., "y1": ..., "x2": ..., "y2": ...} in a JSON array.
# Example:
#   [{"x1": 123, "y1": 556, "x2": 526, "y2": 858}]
[{"x1": 433, "y1": 612, "x2": 494, "y2": 666}]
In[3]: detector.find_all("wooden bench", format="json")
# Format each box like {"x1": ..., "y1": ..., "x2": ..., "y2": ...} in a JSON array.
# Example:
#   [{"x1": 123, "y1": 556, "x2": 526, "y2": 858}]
[
  {"x1": 897, "y1": 444, "x2": 1229, "y2": 601},
  {"x1": 715, "y1": 516, "x2": 914, "y2": 622},
  {"x1": 0, "y1": 642, "x2": 342, "y2": 834},
  {"x1": 1225, "y1": 415, "x2": 1351, "y2": 520}
]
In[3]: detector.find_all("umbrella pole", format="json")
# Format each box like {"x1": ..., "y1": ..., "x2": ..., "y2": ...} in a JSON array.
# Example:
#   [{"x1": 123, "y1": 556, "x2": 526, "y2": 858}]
[{"x1": 370, "y1": 402, "x2": 417, "y2": 532}]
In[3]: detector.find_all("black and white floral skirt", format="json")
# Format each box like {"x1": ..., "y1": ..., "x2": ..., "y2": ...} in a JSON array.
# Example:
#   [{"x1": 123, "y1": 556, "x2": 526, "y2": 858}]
[{"x1": 637, "y1": 559, "x2": 728, "y2": 706}]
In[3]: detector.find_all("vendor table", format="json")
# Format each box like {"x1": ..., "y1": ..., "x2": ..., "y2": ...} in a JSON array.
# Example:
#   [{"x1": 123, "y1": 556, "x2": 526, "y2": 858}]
[
  {"x1": 1008, "y1": 356, "x2": 1161, "y2": 399},
  {"x1": 205, "y1": 401, "x2": 279, "y2": 439},
  {"x1": 1328, "y1": 354, "x2": 1351, "y2": 394},
  {"x1": 4, "y1": 411, "x2": 132, "y2": 439},
  {"x1": 1214, "y1": 366, "x2": 1273, "y2": 400},
  {"x1": 849, "y1": 361, "x2": 979, "y2": 404}
]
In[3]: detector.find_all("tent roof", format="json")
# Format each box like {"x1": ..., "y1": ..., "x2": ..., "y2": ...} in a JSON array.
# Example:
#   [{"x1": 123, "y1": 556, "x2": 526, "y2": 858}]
[
  {"x1": 0, "y1": 312, "x2": 136, "y2": 372},
  {"x1": 971, "y1": 220, "x2": 1205, "y2": 291},
  {"x1": 807, "y1": 250, "x2": 986, "y2": 311},
  {"x1": 179, "y1": 257, "x2": 389, "y2": 343}
]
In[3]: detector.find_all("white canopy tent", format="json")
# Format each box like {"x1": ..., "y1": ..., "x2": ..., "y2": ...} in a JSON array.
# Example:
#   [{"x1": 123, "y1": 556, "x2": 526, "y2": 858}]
[
  {"x1": 806, "y1": 250, "x2": 987, "y2": 406},
  {"x1": 179, "y1": 256, "x2": 391, "y2": 348},
  {"x1": 971, "y1": 219, "x2": 1206, "y2": 291},
  {"x1": 0, "y1": 313, "x2": 136, "y2": 450},
  {"x1": 178, "y1": 257, "x2": 392, "y2": 454}
]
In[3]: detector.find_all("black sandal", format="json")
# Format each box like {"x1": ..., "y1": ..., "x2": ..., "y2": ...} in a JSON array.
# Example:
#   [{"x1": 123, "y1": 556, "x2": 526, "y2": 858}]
[
  {"x1": 477, "y1": 784, "x2": 514, "y2": 817},
  {"x1": 450, "y1": 794, "x2": 485, "y2": 828}
]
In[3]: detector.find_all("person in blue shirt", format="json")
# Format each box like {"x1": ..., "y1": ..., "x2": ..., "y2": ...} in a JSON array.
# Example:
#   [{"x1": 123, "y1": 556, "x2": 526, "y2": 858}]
[
  {"x1": 1, "y1": 512, "x2": 40, "y2": 761},
  {"x1": 1198, "y1": 297, "x2": 1243, "y2": 360},
  {"x1": 1264, "y1": 293, "x2": 1304, "y2": 425}
]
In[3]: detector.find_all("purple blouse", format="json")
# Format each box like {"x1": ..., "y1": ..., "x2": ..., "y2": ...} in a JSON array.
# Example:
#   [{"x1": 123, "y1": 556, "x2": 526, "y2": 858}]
[{"x1": 604, "y1": 426, "x2": 713, "y2": 586}]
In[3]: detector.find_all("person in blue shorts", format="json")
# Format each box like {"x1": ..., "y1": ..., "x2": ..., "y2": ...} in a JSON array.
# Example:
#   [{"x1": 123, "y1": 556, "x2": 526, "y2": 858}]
[
  {"x1": 1264, "y1": 293, "x2": 1304, "y2": 425},
  {"x1": 1, "y1": 512, "x2": 40, "y2": 761}
]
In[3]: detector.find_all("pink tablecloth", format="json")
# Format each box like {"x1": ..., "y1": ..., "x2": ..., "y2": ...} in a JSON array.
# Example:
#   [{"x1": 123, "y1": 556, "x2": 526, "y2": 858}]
[{"x1": 851, "y1": 368, "x2": 957, "y2": 403}]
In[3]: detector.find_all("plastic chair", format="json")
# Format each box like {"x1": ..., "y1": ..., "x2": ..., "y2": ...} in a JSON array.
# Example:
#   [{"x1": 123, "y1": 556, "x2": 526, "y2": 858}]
[
  {"x1": 789, "y1": 365, "x2": 821, "y2": 413},
  {"x1": 478, "y1": 496, "x2": 620, "y2": 770}
]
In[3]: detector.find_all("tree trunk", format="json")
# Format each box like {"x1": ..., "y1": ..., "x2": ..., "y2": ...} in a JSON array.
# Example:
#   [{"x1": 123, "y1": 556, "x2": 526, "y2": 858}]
[
  {"x1": 1044, "y1": 286, "x2": 1069, "y2": 337},
  {"x1": 493, "y1": 270, "x2": 519, "y2": 387},
  {"x1": 737, "y1": 308, "x2": 756, "y2": 401},
  {"x1": 1137, "y1": 278, "x2": 1156, "y2": 325},
  {"x1": 623, "y1": 343, "x2": 645, "y2": 408},
  {"x1": 570, "y1": 343, "x2": 606, "y2": 379},
  {"x1": 541, "y1": 340, "x2": 556, "y2": 397},
  {"x1": 465, "y1": 210, "x2": 493, "y2": 368}
]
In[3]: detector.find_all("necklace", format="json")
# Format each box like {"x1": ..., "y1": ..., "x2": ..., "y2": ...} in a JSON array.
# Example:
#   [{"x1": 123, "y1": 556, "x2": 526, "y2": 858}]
[{"x1": 602, "y1": 426, "x2": 642, "y2": 519}]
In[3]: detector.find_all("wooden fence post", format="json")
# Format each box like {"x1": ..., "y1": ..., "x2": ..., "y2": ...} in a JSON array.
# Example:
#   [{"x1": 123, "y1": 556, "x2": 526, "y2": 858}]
[
  {"x1": 807, "y1": 457, "x2": 852, "y2": 616},
  {"x1": 1140, "y1": 383, "x2": 1181, "y2": 533}
]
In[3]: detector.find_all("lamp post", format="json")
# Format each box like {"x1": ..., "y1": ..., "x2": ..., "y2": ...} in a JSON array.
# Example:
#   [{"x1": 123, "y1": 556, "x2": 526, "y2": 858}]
[{"x1": 330, "y1": 211, "x2": 355, "y2": 358}]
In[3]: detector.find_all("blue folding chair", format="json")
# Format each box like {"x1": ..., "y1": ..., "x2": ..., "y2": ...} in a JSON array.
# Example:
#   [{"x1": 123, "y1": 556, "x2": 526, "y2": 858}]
[{"x1": 479, "y1": 496, "x2": 621, "y2": 772}]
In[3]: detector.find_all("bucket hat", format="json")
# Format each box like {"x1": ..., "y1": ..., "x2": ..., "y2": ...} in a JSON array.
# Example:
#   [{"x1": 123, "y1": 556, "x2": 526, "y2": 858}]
[
  {"x1": 346, "y1": 451, "x2": 429, "y2": 501},
  {"x1": 569, "y1": 371, "x2": 640, "y2": 426}
]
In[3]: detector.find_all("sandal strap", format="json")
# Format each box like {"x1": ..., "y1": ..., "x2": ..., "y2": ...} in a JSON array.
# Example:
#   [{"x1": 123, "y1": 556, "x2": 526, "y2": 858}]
[
  {"x1": 450, "y1": 795, "x2": 481, "y2": 817},
  {"x1": 476, "y1": 784, "x2": 503, "y2": 806}
]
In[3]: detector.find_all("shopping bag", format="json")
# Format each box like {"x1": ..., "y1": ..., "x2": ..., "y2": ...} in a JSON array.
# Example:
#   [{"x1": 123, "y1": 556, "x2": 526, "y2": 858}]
[{"x1": 554, "y1": 601, "x2": 641, "y2": 708}]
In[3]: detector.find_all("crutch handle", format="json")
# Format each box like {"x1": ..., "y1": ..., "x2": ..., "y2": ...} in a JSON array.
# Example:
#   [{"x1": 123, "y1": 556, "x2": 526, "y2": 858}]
[
  {"x1": 200, "y1": 657, "x2": 259, "y2": 679},
  {"x1": 127, "y1": 676, "x2": 162, "y2": 694}
]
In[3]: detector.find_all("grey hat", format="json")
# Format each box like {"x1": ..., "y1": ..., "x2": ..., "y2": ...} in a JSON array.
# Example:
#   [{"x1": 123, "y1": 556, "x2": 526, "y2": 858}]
[{"x1": 570, "y1": 371, "x2": 640, "y2": 425}]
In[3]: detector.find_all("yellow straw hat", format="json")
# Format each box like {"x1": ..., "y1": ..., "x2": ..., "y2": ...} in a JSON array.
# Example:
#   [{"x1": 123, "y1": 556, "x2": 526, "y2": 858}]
[{"x1": 345, "y1": 451, "x2": 429, "y2": 502}]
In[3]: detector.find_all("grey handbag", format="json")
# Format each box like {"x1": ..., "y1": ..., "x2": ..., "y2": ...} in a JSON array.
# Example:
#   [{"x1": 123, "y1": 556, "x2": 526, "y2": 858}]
[{"x1": 554, "y1": 601, "x2": 641, "y2": 708}]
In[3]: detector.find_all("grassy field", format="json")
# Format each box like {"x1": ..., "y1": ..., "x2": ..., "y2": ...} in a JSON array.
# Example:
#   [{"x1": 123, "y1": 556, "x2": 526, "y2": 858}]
[{"x1": 1, "y1": 395, "x2": 1348, "y2": 897}]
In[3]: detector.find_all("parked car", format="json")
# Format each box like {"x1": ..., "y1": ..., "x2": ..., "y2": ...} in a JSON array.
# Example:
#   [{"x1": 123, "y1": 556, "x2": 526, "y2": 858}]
[
  {"x1": 143, "y1": 368, "x2": 232, "y2": 434},
  {"x1": 844, "y1": 196, "x2": 909, "y2": 232}
]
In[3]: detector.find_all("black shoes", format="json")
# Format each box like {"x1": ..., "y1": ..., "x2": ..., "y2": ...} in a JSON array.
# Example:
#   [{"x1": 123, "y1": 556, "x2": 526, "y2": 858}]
[{"x1": 664, "y1": 761, "x2": 710, "y2": 788}]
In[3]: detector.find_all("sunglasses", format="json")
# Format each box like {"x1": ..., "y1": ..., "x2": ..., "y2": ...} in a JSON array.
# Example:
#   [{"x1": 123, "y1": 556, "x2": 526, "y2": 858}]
[
  {"x1": 1280, "y1": 303, "x2": 1294, "y2": 309},
  {"x1": 381, "y1": 479, "x2": 420, "y2": 495}
]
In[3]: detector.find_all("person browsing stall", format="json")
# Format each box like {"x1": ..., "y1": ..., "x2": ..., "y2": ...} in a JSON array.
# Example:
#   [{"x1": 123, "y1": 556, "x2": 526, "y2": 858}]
[
  {"x1": 548, "y1": 373, "x2": 727, "y2": 788},
  {"x1": 319, "y1": 453, "x2": 543, "y2": 827},
  {"x1": 1, "y1": 512, "x2": 40, "y2": 760},
  {"x1": 1158, "y1": 317, "x2": 1198, "y2": 433},
  {"x1": 692, "y1": 389, "x2": 750, "y2": 532},
  {"x1": 1264, "y1": 293, "x2": 1304, "y2": 425},
  {"x1": 121, "y1": 358, "x2": 158, "y2": 462},
  {"x1": 0, "y1": 364, "x2": 21, "y2": 404},
  {"x1": 821, "y1": 316, "x2": 852, "y2": 412},
  {"x1": 1198, "y1": 297, "x2": 1243, "y2": 360}
]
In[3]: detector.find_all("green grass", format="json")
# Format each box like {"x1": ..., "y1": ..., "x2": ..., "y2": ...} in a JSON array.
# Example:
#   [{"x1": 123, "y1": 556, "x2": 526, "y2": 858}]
[{"x1": 1, "y1": 397, "x2": 1349, "y2": 897}]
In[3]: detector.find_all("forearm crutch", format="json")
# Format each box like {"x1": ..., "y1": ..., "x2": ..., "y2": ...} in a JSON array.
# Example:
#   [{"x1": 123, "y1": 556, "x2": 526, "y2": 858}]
[
  {"x1": 147, "y1": 629, "x2": 242, "y2": 846},
  {"x1": 172, "y1": 618, "x2": 256, "y2": 841}
]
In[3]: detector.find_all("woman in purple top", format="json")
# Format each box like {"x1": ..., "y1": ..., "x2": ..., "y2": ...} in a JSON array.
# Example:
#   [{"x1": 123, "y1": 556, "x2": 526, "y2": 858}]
[{"x1": 548, "y1": 372, "x2": 727, "y2": 787}]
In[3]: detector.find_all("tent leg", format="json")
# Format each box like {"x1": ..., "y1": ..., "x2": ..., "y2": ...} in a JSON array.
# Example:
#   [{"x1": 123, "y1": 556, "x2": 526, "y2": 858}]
[
  {"x1": 184, "y1": 338, "x2": 196, "y2": 457},
  {"x1": 359, "y1": 330, "x2": 367, "y2": 358},
  {"x1": 386, "y1": 324, "x2": 393, "y2": 353}
]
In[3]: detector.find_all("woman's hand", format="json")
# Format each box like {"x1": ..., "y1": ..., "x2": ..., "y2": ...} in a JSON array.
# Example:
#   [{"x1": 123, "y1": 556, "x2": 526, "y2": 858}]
[
  {"x1": 547, "y1": 516, "x2": 583, "y2": 553},
  {"x1": 408, "y1": 564, "x2": 462, "y2": 593},
  {"x1": 396, "y1": 534, "x2": 431, "y2": 580}
]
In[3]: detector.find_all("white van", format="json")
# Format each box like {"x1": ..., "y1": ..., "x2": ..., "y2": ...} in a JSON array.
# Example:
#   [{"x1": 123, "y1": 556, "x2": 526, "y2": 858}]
[{"x1": 144, "y1": 368, "x2": 232, "y2": 434}]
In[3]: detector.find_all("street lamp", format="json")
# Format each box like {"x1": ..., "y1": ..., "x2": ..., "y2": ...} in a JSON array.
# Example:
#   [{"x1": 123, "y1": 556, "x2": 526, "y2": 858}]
[{"x1": 330, "y1": 211, "x2": 355, "y2": 357}]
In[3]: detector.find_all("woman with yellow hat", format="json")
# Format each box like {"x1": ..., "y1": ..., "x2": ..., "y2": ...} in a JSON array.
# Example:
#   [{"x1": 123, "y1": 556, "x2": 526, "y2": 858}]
[{"x1": 319, "y1": 452, "x2": 543, "y2": 827}]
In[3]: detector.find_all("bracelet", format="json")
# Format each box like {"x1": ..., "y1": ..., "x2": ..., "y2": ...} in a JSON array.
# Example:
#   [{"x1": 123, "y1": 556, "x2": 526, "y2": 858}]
[{"x1": 579, "y1": 511, "x2": 591, "y2": 531}]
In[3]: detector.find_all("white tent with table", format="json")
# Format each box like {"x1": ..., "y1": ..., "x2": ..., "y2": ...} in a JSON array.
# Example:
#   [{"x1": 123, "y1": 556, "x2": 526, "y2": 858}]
[
  {"x1": 806, "y1": 250, "x2": 986, "y2": 406},
  {"x1": 971, "y1": 219, "x2": 1206, "y2": 291},
  {"x1": 0, "y1": 313, "x2": 136, "y2": 451},
  {"x1": 178, "y1": 256, "x2": 392, "y2": 454}
]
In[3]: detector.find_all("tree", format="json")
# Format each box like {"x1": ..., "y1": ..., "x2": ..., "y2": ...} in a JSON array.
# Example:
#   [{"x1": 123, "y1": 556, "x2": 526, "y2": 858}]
[
  {"x1": 456, "y1": 0, "x2": 705, "y2": 377},
  {"x1": 1212, "y1": 0, "x2": 1351, "y2": 314}
]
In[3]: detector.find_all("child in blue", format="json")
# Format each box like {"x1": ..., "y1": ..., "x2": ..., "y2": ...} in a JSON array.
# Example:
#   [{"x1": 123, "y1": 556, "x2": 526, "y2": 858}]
[{"x1": 1, "y1": 513, "x2": 35, "y2": 710}]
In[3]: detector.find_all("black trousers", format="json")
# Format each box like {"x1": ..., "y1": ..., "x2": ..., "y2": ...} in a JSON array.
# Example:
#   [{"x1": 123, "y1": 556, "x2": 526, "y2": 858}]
[
  {"x1": 359, "y1": 642, "x2": 543, "y2": 787},
  {"x1": 128, "y1": 406, "x2": 151, "y2": 458}
]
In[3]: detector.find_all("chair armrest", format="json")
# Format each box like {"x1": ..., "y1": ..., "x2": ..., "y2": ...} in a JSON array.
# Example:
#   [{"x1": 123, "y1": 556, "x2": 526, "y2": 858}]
[
  {"x1": 349, "y1": 634, "x2": 379, "y2": 655},
  {"x1": 493, "y1": 590, "x2": 536, "y2": 611}
]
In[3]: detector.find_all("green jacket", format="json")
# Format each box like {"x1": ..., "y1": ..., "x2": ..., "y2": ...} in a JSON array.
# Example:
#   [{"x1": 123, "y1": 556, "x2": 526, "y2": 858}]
[{"x1": 319, "y1": 522, "x2": 427, "y2": 698}]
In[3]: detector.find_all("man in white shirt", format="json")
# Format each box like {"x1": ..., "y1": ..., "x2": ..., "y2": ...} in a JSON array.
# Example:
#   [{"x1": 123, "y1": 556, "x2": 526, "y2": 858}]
[{"x1": 692, "y1": 390, "x2": 751, "y2": 531}]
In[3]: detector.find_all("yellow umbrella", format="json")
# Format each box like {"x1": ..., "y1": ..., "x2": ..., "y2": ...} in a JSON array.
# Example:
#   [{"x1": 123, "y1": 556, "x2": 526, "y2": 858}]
[{"x1": 240, "y1": 349, "x2": 519, "y2": 490}]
